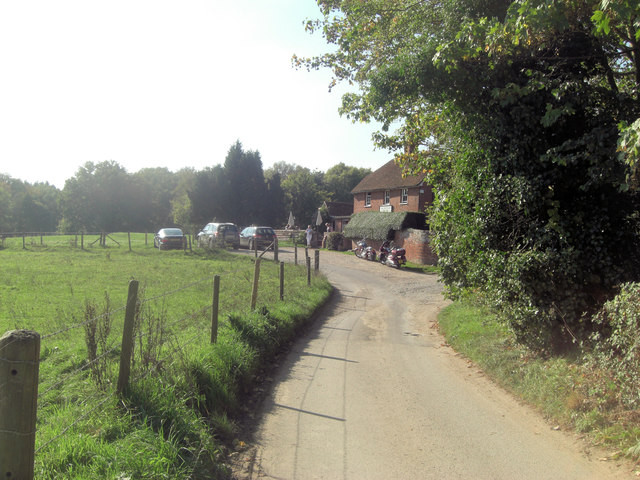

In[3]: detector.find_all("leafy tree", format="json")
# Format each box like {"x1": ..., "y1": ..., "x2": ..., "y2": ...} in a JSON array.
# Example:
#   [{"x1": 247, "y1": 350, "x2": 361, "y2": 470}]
[
  {"x1": 188, "y1": 165, "x2": 227, "y2": 227},
  {"x1": 0, "y1": 176, "x2": 12, "y2": 231},
  {"x1": 0, "y1": 175, "x2": 61, "y2": 232},
  {"x1": 171, "y1": 168, "x2": 197, "y2": 231},
  {"x1": 265, "y1": 161, "x2": 299, "y2": 180},
  {"x1": 223, "y1": 141, "x2": 269, "y2": 226},
  {"x1": 323, "y1": 163, "x2": 371, "y2": 202},
  {"x1": 60, "y1": 161, "x2": 133, "y2": 232},
  {"x1": 303, "y1": 0, "x2": 640, "y2": 350},
  {"x1": 131, "y1": 167, "x2": 179, "y2": 231},
  {"x1": 281, "y1": 166, "x2": 327, "y2": 228},
  {"x1": 264, "y1": 171, "x2": 286, "y2": 227}
]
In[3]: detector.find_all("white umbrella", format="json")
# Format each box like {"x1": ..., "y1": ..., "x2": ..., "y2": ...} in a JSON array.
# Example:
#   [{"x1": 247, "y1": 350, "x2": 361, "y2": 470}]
[
  {"x1": 315, "y1": 209, "x2": 323, "y2": 227},
  {"x1": 287, "y1": 211, "x2": 295, "y2": 228}
]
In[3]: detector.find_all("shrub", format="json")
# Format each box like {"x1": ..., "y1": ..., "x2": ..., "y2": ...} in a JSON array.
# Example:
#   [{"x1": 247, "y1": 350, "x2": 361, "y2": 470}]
[
  {"x1": 325, "y1": 232, "x2": 345, "y2": 250},
  {"x1": 589, "y1": 282, "x2": 640, "y2": 408}
]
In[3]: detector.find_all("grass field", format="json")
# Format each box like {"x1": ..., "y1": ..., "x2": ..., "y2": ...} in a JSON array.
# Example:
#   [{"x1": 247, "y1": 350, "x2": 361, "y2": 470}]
[{"x1": 0, "y1": 233, "x2": 332, "y2": 479}]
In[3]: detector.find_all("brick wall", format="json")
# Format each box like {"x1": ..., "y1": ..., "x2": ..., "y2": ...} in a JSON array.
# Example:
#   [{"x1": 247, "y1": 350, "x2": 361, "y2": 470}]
[
  {"x1": 350, "y1": 228, "x2": 437, "y2": 265},
  {"x1": 393, "y1": 229, "x2": 437, "y2": 265}
]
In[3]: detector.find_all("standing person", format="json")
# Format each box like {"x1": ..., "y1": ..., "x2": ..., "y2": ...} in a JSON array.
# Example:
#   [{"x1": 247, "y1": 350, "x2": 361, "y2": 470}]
[
  {"x1": 305, "y1": 225, "x2": 313, "y2": 247},
  {"x1": 322, "y1": 222, "x2": 333, "y2": 248}
]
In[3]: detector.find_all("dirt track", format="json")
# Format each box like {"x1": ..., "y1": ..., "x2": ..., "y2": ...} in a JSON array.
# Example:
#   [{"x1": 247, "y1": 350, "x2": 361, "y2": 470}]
[{"x1": 230, "y1": 247, "x2": 634, "y2": 479}]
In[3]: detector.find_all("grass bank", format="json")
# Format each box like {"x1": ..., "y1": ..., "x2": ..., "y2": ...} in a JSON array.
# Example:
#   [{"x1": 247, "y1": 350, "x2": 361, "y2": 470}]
[
  {"x1": 0, "y1": 233, "x2": 332, "y2": 478},
  {"x1": 438, "y1": 301, "x2": 640, "y2": 462}
]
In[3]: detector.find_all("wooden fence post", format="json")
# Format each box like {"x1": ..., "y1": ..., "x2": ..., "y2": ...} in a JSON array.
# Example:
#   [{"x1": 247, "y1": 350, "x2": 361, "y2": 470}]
[
  {"x1": 306, "y1": 256, "x2": 311, "y2": 285},
  {"x1": 145, "y1": 232, "x2": 148, "y2": 245},
  {"x1": 250, "y1": 258, "x2": 261, "y2": 310},
  {"x1": 0, "y1": 330, "x2": 40, "y2": 480},
  {"x1": 81, "y1": 232, "x2": 84, "y2": 250},
  {"x1": 294, "y1": 241, "x2": 298, "y2": 266},
  {"x1": 128, "y1": 232, "x2": 132, "y2": 252},
  {"x1": 274, "y1": 241, "x2": 279, "y2": 263},
  {"x1": 253, "y1": 239, "x2": 258, "y2": 258},
  {"x1": 117, "y1": 280, "x2": 139, "y2": 394},
  {"x1": 211, "y1": 275, "x2": 220, "y2": 343},
  {"x1": 22, "y1": 233, "x2": 25, "y2": 249},
  {"x1": 314, "y1": 249, "x2": 320, "y2": 271},
  {"x1": 279, "y1": 261, "x2": 285, "y2": 300}
]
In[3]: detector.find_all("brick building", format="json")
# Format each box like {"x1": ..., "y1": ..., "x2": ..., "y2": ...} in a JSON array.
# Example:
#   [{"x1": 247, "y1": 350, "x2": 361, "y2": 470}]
[
  {"x1": 351, "y1": 160, "x2": 434, "y2": 214},
  {"x1": 348, "y1": 160, "x2": 437, "y2": 265}
]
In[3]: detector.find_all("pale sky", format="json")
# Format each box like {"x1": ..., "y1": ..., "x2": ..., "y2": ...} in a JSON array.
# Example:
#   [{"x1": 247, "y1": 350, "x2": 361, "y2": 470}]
[{"x1": 0, "y1": 0, "x2": 391, "y2": 189}]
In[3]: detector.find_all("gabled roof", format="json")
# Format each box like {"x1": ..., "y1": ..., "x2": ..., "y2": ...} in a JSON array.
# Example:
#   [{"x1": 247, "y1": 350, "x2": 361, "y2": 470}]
[
  {"x1": 322, "y1": 201, "x2": 353, "y2": 218},
  {"x1": 351, "y1": 160, "x2": 425, "y2": 194}
]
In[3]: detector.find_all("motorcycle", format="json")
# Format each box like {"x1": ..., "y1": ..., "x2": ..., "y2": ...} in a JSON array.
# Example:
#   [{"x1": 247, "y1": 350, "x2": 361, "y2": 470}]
[
  {"x1": 354, "y1": 238, "x2": 377, "y2": 261},
  {"x1": 378, "y1": 240, "x2": 406, "y2": 268}
]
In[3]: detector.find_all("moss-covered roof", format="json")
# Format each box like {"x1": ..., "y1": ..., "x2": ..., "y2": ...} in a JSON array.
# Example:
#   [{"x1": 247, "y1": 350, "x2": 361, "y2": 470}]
[{"x1": 343, "y1": 211, "x2": 427, "y2": 240}]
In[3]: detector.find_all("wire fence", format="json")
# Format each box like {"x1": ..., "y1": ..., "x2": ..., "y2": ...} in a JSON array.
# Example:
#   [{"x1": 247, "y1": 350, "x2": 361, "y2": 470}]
[
  {"x1": 0, "y1": 231, "x2": 182, "y2": 252},
  {"x1": 0, "y1": 251, "x2": 319, "y2": 479}
]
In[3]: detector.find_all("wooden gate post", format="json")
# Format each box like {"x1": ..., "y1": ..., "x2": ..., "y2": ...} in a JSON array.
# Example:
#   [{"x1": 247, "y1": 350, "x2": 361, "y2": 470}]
[
  {"x1": 279, "y1": 261, "x2": 285, "y2": 300},
  {"x1": 117, "y1": 280, "x2": 139, "y2": 394},
  {"x1": 211, "y1": 275, "x2": 220, "y2": 343},
  {"x1": 250, "y1": 258, "x2": 261, "y2": 310},
  {"x1": 0, "y1": 330, "x2": 40, "y2": 480}
]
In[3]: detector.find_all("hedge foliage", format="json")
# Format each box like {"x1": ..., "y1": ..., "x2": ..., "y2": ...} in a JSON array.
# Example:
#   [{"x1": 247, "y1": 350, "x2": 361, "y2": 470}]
[
  {"x1": 589, "y1": 283, "x2": 640, "y2": 409},
  {"x1": 325, "y1": 232, "x2": 345, "y2": 250}
]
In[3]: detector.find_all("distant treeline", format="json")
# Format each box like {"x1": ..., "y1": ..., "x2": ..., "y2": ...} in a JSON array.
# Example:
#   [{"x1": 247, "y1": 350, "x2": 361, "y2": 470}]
[{"x1": 0, "y1": 141, "x2": 371, "y2": 234}]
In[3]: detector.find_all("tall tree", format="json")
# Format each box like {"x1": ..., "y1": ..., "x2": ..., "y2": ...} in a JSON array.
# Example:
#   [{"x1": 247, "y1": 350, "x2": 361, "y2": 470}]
[
  {"x1": 223, "y1": 141, "x2": 268, "y2": 226},
  {"x1": 323, "y1": 163, "x2": 371, "y2": 202},
  {"x1": 132, "y1": 167, "x2": 178, "y2": 231},
  {"x1": 188, "y1": 165, "x2": 227, "y2": 227},
  {"x1": 264, "y1": 171, "x2": 286, "y2": 227},
  {"x1": 303, "y1": 0, "x2": 640, "y2": 349},
  {"x1": 0, "y1": 175, "x2": 61, "y2": 232},
  {"x1": 281, "y1": 166, "x2": 327, "y2": 228},
  {"x1": 60, "y1": 161, "x2": 133, "y2": 232}
]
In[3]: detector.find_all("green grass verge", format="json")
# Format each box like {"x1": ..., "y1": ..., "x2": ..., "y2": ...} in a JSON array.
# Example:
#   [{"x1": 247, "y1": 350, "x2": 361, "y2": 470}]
[
  {"x1": 0, "y1": 233, "x2": 331, "y2": 478},
  {"x1": 438, "y1": 301, "x2": 640, "y2": 461}
]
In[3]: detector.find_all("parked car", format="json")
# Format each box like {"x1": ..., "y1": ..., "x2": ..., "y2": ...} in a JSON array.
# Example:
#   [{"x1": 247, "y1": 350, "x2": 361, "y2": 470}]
[
  {"x1": 239, "y1": 226, "x2": 277, "y2": 250},
  {"x1": 197, "y1": 222, "x2": 240, "y2": 249},
  {"x1": 154, "y1": 228, "x2": 186, "y2": 250}
]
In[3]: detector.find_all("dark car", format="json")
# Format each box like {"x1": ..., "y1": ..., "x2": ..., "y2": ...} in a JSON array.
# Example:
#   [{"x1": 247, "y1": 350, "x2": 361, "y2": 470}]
[
  {"x1": 154, "y1": 228, "x2": 186, "y2": 250},
  {"x1": 239, "y1": 226, "x2": 277, "y2": 250},
  {"x1": 197, "y1": 222, "x2": 240, "y2": 249}
]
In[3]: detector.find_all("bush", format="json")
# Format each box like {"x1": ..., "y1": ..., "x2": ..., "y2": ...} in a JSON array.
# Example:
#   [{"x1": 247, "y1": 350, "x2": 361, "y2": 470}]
[
  {"x1": 589, "y1": 282, "x2": 640, "y2": 408},
  {"x1": 325, "y1": 232, "x2": 345, "y2": 250}
]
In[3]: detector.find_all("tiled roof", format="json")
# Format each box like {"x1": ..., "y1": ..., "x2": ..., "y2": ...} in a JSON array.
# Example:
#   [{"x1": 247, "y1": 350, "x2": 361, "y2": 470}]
[{"x1": 351, "y1": 160, "x2": 425, "y2": 194}]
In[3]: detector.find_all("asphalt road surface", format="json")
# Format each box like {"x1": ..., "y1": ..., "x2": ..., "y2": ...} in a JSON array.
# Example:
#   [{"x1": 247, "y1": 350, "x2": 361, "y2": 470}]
[{"x1": 231, "y1": 247, "x2": 634, "y2": 479}]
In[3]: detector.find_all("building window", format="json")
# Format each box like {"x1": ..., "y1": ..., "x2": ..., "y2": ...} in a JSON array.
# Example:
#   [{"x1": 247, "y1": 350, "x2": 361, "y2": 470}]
[
  {"x1": 365, "y1": 192, "x2": 371, "y2": 207},
  {"x1": 401, "y1": 188, "x2": 408, "y2": 204},
  {"x1": 384, "y1": 190, "x2": 390, "y2": 205}
]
